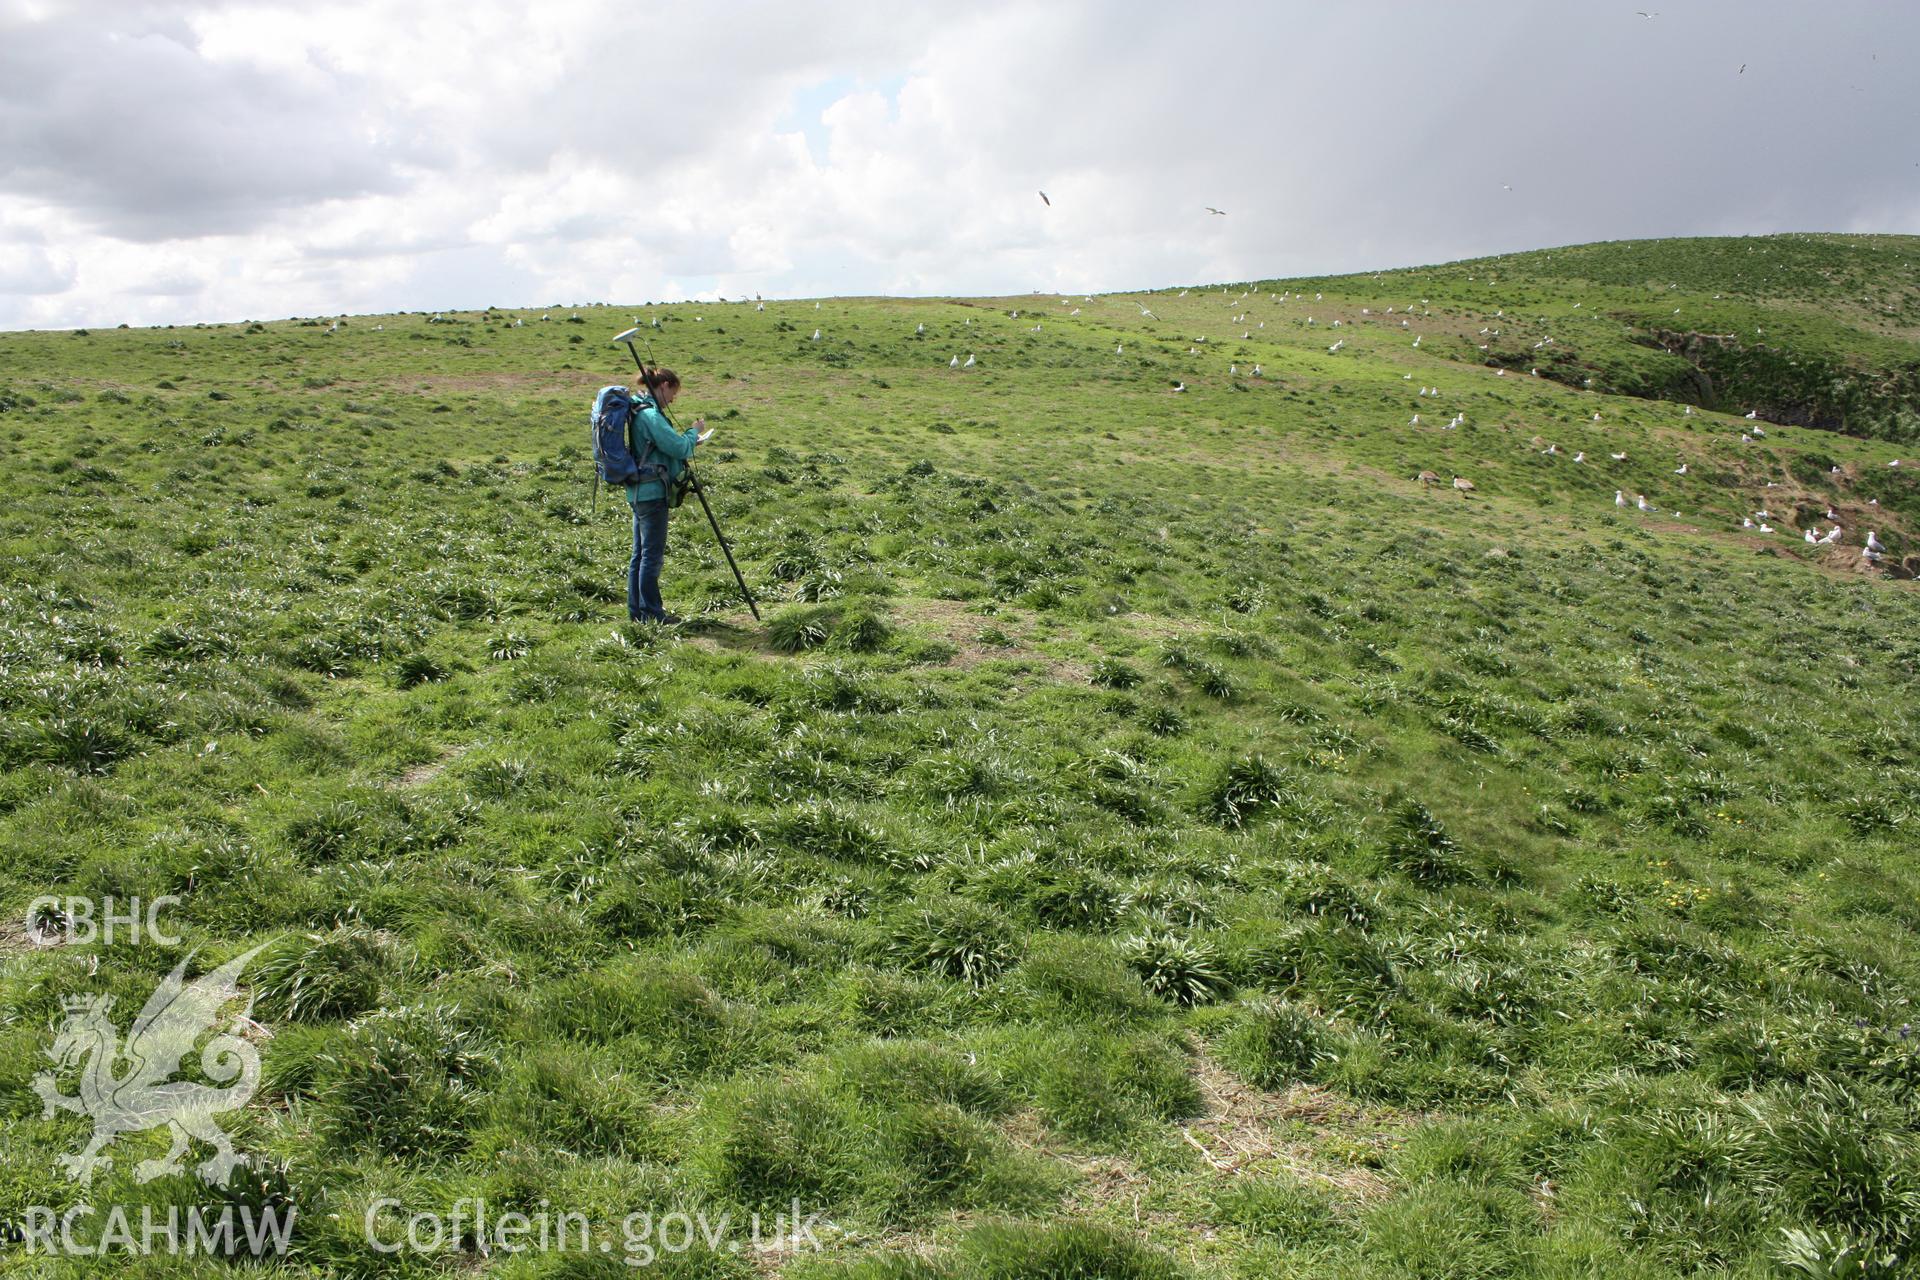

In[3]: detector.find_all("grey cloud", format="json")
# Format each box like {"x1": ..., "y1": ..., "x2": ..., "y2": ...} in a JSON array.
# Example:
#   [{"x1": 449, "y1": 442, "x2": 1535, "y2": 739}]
[
  {"x1": 0, "y1": 10, "x2": 428, "y2": 241},
  {"x1": 0, "y1": 244, "x2": 74, "y2": 294}
]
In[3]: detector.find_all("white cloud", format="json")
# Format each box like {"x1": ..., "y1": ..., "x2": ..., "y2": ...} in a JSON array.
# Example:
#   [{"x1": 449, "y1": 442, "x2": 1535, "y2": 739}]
[{"x1": 1, "y1": 0, "x2": 1916, "y2": 328}]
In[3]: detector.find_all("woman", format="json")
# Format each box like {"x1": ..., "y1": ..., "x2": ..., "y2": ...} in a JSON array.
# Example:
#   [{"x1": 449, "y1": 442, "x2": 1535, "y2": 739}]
[{"x1": 625, "y1": 366, "x2": 706, "y2": 624}]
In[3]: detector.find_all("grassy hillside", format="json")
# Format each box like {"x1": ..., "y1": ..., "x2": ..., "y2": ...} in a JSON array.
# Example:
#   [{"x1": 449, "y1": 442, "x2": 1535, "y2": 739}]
[{"x1": 1, "y1": 234, "x2": 1918, "y2": 1279}]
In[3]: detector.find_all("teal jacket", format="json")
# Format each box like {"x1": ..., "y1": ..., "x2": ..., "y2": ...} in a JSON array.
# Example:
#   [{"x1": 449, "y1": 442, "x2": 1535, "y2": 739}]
[{"x1": 623, "y1": 396, "x2": 700, "y2": 504}]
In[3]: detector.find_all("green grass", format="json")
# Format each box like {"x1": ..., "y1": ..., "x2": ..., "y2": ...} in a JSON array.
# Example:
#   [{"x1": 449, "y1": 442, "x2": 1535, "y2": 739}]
[{"x1": 1, "y1": 234, "x2": 1918, "y2": 1276}]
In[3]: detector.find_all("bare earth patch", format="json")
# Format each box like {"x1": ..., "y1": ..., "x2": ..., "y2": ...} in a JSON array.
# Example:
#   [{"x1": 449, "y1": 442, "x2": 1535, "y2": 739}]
[{"x1": 392, "y1": 742, "x2": 473, "y2": 789}]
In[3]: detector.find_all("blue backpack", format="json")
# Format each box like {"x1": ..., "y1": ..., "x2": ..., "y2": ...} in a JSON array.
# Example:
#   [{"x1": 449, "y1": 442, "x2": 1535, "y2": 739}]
[{"x1": 590, "y1": 385, "x2": 669, "y2": 509}]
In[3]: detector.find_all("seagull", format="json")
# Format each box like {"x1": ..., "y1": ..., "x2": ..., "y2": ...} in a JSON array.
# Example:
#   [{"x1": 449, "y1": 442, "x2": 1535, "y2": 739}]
[
  {"x1": 963, "y1": 353, "x2": 974, "y2": 368},
  {"x1": 1892, "y1": 459, "x2": 1904, "y2": 468},
  {"x1": 1172, "y1": 382, "x2": 1186, "y2": 392},
  {"x1": 1140, "y1": 305, "x2": 1156, "y2": 318},
  {"x1": 1866, "y1": 531, "x2": 1885, "y2": 553},
  {"x1": 1758, "y1": 522, "x2": 1773, "y2": 533},
  {"x1": 1745, "y1": 410, "x2": 1758, "y2": 419},
  {"x1": 810, "y1": 329, "x2": 820, "y2": 340},
  {"x1": 1616, "y1": 490, "x2": 1628, "y2": 507},
  {"x1": 1328, "y1": 340, "x2": 1344, "y2": 352},
  {"x1": 1805, "y1": 529, "x2": 1819, "y2": 544},
  {"x1": 949, "y1": 355, "x2": 960, "y2": 368},
  {"x1": 1820, "y1": 526, "x2": 1843, "y2": 545},
  {"x1": 1593, "y1": 412, "x2": 1602, "y2": 421},
  {"x1": 1637, "y1": 10, "x2": 1658, "y2": 17},
  {"x1": 1573, "y1": 452, "x2": 1585, "y2": 463},
  {"x1": 916, "y1": 322, "x2": 924, "y2": 333},
  {"x1": 1205, "y1": 207, "x2": 1226, "y2": 215},
  {"x1": 1410, "y1": 414, "x2": 1421, "y2": 426},
  {"x1": 1252, "y1": 364, "x2": 1261, "y2": 376},
  {"x1": 1115, "y1": 343, "x2": 1123, "y2": 354},
  {"x1": 1865, "y1": 545, "x2": 1883, "y2": 563},
  {"x1": 1743, "y1": 517, "x2": 1755, "y2": 529},
  {"x1": 1039, "y1": 190, "x2": 1050, "y2": 206},
  {"x1": 1544, "y1": 443, "x2": 1559, "y2": 455},
  {"x1": 1636, "y1": 494, "x2": 1655, "y2": 512},
  {"x1": 1674, "y1": 463, "x2": 1688, "y2": 475}
]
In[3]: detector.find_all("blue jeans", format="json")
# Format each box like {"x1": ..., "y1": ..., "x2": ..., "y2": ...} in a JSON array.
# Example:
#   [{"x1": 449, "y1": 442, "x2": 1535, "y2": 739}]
[{"x1": 627, "y1": 499, "x2": 670, "y2": 621}]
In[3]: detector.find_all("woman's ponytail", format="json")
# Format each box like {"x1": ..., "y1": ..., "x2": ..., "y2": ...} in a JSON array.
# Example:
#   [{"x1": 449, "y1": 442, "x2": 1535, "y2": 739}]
[{"x1": 638, "y1": 364, "x2": 680, "y2": 396}]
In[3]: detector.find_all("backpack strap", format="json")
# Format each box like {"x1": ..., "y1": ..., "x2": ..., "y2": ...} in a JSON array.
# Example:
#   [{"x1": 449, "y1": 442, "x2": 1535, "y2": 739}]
[{"x1": 628, "y1": 392, "x2": 669, "y2": 488}]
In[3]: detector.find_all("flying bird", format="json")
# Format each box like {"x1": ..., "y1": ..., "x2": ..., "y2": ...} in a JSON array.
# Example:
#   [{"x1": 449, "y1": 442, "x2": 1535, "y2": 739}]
[
  {"x1": 1205, "y1": 207, "x2": 1226, "y2": 215},
  {"x1": 1039, "y1": 190, "x2": 1050, "y2": 206}
]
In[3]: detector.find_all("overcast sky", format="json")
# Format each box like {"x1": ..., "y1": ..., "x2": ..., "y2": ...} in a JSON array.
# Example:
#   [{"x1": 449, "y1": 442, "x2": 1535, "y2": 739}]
[{"x1": 1, "y1": 0, "x2": 1916, "y2": 329}]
